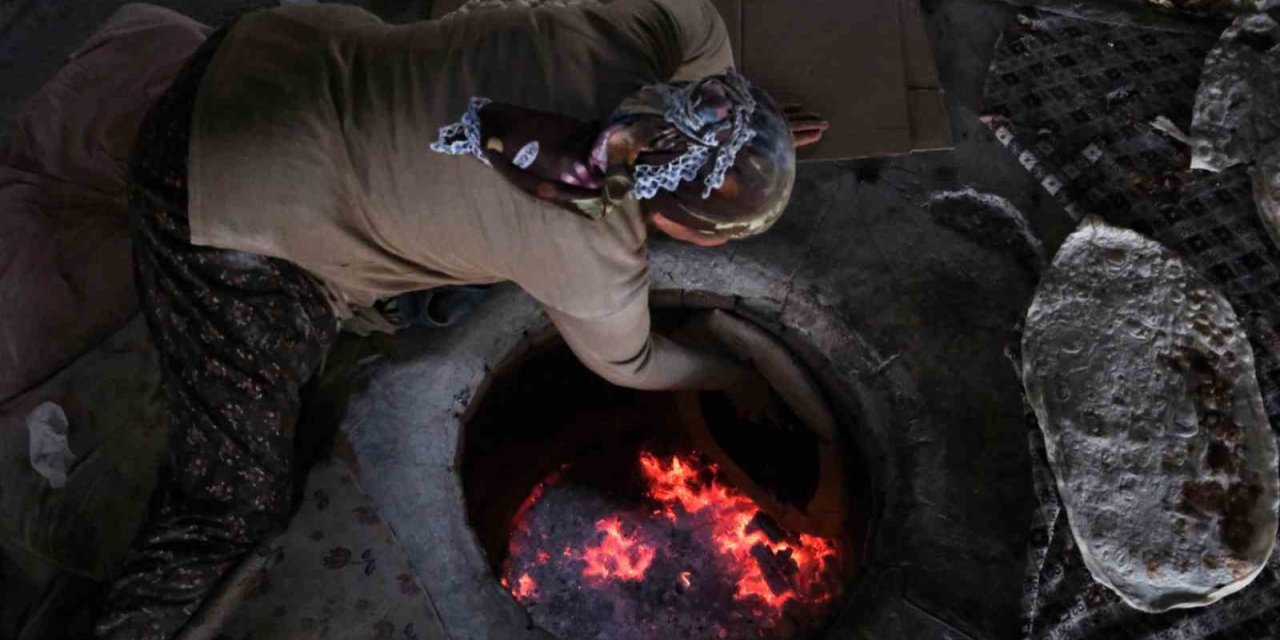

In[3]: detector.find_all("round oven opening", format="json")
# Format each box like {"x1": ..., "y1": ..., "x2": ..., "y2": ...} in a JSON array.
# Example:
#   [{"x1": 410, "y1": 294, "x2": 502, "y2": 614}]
[{"x1": 460, "y1": 302, "x2": 878, "y2": 640}]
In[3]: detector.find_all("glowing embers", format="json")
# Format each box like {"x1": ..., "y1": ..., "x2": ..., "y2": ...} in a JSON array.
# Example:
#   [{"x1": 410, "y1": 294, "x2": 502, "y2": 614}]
[
  {"x1": 502, "y1": 451, "x2": 843, "y2": 640},
  {"x1": 581, "y1": 516, "x2": 657, "y2": 581}
]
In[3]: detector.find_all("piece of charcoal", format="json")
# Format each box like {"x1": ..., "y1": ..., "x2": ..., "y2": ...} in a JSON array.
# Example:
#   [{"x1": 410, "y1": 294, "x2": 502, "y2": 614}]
[
  {"x1": 751, "y1": 543, "x2": 799, "y2": 596},
  {"x1": 745, "y1": 511, "x2": 790, "y2": 544}
]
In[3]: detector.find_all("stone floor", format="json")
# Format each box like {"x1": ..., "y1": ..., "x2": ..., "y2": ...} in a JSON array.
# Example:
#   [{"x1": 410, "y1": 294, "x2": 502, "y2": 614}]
[{"x1": 0, "y1": 1, "x2": 1081, "y2": 639}]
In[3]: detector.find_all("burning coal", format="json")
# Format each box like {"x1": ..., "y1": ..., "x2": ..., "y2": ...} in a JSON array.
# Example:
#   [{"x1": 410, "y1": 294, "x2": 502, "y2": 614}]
[{"x1": 502, "y1": 451, "x2": 844, "y2": 640}]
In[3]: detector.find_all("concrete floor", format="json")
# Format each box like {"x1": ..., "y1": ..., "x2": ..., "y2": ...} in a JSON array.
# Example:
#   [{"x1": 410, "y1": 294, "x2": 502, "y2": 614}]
[{"x1": 1, "y1": 0, "x2": 1079, "y2": 638}]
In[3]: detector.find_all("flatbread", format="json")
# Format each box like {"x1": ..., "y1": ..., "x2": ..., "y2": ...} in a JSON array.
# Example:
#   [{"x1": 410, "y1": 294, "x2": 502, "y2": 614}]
[
  {"x1": 1022, "y1": 216, "x2": 1279, "y2": 612},
  {"x1": 1253, "y1": 141, "x2": 1280, "y2": 251},
  {"x1": 1189, "y1": 13, "x2": 1280, "y2": 173}
]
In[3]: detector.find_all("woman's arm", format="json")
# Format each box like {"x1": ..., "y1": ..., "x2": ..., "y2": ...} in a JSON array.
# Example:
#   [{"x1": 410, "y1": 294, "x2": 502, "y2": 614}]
[
  {"x1": 654, "y1": 0, "x2": 736, "y2": 81},
  {"x1": 594, "y1": 0, "x2": 735, "y2": 81},
  {"x1": 545, "y1": 293, "x2": 747, "y2": 391}
]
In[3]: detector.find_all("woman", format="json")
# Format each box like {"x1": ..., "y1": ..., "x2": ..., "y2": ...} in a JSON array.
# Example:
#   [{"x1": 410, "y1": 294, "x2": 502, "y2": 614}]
[{"x1": 95, "y1": 0, "x2": 826, "y2": 637}]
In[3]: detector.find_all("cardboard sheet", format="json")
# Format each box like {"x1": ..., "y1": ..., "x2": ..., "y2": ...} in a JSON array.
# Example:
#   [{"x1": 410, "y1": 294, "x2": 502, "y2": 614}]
[
  {"x1": 430, "y1": 0, "x2": 951, "y2": 161},
  {"x1": 899, "y1": 0, "x2": 952, "y2": 152},
  {"x1": 740, "y1": 0, "x2": 911, "y2": 160}
]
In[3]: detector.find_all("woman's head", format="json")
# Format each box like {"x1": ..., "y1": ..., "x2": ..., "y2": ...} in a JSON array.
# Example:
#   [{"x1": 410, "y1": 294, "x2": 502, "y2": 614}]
[
  {"x1": 429, "y1": 72, "x2": 796, "y2": 241},
  {"x1": 597, "y1": 73, "x2": 796, "y2": 242}
]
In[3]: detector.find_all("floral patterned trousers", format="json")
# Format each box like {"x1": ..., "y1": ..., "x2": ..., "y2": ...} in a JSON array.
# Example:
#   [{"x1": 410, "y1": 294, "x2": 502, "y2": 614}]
[{"x1": 94, "y1": 28, "x2": 340, "y2": 640}]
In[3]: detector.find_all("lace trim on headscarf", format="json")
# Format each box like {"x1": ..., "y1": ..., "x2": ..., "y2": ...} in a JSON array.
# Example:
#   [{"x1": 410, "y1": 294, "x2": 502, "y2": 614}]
[
  {"x1": 430, "y1": 97, "x2": 493, "y2": 166},
  {"x1": 632, "y1": 145, "x2": 711, "y2": 199},
  {"x1": 428, "y1": 73, "x2": 761, "y2": 203},
  {"x1": 633, "y1": 72, "x2": 759, "y2": 200}
]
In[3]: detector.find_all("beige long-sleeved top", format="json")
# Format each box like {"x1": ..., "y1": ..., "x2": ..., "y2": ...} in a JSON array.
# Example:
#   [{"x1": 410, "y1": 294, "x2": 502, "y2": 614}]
[{"x1": 187, "y1": 0, "x2": 742, "y2": 389}]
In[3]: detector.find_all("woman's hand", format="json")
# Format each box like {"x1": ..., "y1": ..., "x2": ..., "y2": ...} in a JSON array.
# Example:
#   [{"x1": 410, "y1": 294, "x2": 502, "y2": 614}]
[{"x1": 784, "y1": 104, "x2": 829, "y2": 148}]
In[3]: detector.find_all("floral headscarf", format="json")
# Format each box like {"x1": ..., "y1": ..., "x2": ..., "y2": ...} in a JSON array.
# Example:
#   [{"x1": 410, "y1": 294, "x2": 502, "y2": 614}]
[{"x1": 430, "y1": 72, "x2": 796, "y2": 240}]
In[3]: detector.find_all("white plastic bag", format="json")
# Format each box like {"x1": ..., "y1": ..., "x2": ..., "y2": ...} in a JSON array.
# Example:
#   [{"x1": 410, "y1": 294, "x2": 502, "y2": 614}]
[{"x1": 26, "y1": 401, "x2": 76, "y2": 489}]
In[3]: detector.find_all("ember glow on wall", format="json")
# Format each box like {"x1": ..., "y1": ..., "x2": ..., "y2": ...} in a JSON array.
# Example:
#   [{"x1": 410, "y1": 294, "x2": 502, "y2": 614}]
[{"x1": 502, "y1": 451, "x2": 844, "y2": 640}]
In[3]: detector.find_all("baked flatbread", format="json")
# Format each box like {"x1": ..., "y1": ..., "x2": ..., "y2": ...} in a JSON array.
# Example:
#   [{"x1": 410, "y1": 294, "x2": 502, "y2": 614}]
[{"x1": 1022, "y1": 216, "x2": 1279, "y2": 612}]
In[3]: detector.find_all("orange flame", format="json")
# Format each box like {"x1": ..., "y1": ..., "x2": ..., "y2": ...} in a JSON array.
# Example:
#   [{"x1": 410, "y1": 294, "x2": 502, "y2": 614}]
[
  {"x1": 637, "y1": 452, "x2": 837, "y2": 611},
  {"x1": 505, "y1": 451, "x2": 842, "y2": 625},
  {"x1": 513, "y1": 573, "x2": 538, "y2": 600},
  {"x1": 506, "y1": 480, "x2": 548, "y2": 562},
  {"x1": 581, "y1": 516, "x2": 656, "y2": 582}
]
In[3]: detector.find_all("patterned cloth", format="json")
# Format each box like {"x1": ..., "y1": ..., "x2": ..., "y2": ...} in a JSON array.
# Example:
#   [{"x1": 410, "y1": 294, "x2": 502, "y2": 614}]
[
  {"x1": 983, "y1": 13, "x2": 1280, "y2": 639},
  {"x1": 95, "y1": 28, "x2": 340, "y2": 640}
]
